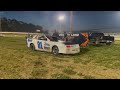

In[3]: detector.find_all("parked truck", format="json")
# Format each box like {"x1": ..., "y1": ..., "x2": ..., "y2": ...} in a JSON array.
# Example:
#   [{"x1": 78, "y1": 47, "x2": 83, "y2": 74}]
[{"x1": 88, "y1": 32, "x2": 114, "y2": 45}]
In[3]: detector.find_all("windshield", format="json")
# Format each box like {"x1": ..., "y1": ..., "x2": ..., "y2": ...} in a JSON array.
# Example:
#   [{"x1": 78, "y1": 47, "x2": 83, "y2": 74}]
[{"x1": 46, "y1": 35, "x2": 62, "y2": 41}]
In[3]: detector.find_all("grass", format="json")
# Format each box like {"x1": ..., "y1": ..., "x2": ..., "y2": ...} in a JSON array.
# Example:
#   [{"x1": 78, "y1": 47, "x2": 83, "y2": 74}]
[
  {"x1": 1, "y1": 35, "x2": 120, "y2": 79},
  {"x1": 51, "y1": 74, "x2": 71, "y2": 79},
  {"x1": 63, "y1": 66, "x2": 76, "y2": 75},
  {"x1": 83, "y1": 75, "x2": 96, "y2": 79},
  {"x1": 31, "y1": 68, "x2": 48, "y2": 79},
  {"x1": 52, "y1": 64, "x2": 64, "y2": 69}
]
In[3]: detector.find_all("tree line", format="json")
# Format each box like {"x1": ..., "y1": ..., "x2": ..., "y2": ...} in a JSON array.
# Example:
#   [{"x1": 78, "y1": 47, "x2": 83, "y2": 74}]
[{"x1": 1, "y1": 17, "x2": 43, "y2": 33}]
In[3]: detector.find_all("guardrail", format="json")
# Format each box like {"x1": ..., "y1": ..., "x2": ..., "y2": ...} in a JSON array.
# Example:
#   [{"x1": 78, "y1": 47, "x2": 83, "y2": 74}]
[
  {"x1": 0, "y1": 32, "x2": 38, "y2": 34},
  {"x1": 114, "y1": 36, "x2": 120, "y2": 40}
]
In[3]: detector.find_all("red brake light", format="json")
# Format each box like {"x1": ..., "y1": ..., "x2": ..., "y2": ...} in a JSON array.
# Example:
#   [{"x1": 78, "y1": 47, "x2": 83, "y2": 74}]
[{"x1": 66, "y1": 45, "x2": 71, "y2": 48}]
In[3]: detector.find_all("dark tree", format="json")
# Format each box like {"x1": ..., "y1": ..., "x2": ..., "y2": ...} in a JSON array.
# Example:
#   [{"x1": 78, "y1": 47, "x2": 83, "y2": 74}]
[{"x1": 1, "y1": 17, "x2": 43, "y2": 33}]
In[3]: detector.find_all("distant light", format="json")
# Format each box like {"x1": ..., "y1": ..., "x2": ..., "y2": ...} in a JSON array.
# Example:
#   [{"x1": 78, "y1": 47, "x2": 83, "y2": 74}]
[
  {"x1": 36, "y1": 30, "x2": 41, "y2": 32},
  {"x1": 58, "y1": 15, "x2": 65, "y2": 21}
]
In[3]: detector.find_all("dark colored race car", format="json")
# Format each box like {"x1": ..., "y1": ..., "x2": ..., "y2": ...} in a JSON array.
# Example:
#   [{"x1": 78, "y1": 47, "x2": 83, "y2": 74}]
[
  {"x1": 72, "y1": 33, "x2": 88, "y2": 46},
  {"x1": 58, "y1": 32, "x2": 88, "y2": 46},
  {"x1": 88, "y1": 32, "x2": 114, "y2": 45}
]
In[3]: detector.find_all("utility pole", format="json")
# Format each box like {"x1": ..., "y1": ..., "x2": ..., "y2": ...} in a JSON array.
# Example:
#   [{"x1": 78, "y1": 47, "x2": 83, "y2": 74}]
[{"x1": 70, "y1": 11, "x2": 72, "y2": 33}]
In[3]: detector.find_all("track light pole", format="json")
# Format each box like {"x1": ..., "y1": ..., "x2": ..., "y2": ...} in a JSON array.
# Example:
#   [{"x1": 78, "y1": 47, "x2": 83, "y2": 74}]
[{"x1": 70, "y1": 11, "x2": 72, "y2": 33}]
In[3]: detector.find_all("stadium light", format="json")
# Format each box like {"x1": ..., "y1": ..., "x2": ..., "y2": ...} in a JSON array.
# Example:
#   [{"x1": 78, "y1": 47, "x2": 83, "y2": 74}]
[
  {"x1": 58, "y1": 15, "x2": 65, "y2": 21},
  {"x1": 58, "y1": 15, "x2": 65, "y2": 32}
]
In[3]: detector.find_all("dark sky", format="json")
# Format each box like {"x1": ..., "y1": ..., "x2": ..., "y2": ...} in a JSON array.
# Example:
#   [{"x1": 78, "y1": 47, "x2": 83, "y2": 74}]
[{"x1": 1, "y1": 11, "x2": 120, "y2": 32}]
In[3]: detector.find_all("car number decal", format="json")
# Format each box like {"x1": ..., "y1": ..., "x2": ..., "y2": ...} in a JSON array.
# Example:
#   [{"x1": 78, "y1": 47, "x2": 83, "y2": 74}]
[{"x1": 37, "y1": 41, "x2": 43, "y2": 49}]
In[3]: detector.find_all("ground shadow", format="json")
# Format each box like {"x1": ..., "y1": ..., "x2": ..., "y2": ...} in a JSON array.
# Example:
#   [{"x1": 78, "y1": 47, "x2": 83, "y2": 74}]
[
  {"x1": 89, "y1": 44, "x2": 105, "y2": 47},
  {"x1": 89, "y1": 43, "x2": 113, "y2": 48}
]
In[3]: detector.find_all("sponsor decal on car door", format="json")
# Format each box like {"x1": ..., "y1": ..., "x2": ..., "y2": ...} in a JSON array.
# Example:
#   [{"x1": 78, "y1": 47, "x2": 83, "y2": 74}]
[
  {"x1": 44, "y1": 42, "x2": 50, "y2": 51},
  {"x1": 37, "y1": 41, "x2": 43, "y2": 49},
  {"x1": 37, "y1": 40, "x2": 50, "y2": 51}
]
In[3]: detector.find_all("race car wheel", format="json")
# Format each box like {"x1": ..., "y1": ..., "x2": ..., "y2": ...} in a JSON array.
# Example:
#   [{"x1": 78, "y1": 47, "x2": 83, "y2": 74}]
[
  {"x1": 52, "y1": 46, "x2": 59, "y2": 55},
  {"x1": 30, "y1": 44, "x2": 35, "y2": 51}
]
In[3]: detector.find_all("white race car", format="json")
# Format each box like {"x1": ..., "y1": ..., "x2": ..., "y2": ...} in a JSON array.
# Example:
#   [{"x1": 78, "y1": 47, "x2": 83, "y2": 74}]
[{"x1": 26, "y1": 34, "x2": 80, "y2": 55}]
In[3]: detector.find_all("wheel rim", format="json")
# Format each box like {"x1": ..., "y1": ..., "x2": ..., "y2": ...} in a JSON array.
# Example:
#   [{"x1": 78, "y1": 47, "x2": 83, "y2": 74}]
[{"x1": 53, "y1": 47, "x2": 58, "y2": 54}]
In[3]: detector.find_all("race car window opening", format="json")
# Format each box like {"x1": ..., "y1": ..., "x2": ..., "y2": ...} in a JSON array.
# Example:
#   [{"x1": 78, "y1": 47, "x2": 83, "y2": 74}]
[
  {"x1": 38, "y1": 36, "x2": 47, "y2": 41},
  {"x1": 46, "y1": 35, "x2": 61, "y2": 42}
]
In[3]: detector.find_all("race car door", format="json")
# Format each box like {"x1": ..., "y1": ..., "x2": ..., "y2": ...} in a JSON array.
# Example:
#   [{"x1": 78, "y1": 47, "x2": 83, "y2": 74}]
[
  {"x1": 37, "y1": 35, "x2": 50, "y2": 52},
  {"x1": 37, "y1": 35, "x2": 46, "y2": 51}
]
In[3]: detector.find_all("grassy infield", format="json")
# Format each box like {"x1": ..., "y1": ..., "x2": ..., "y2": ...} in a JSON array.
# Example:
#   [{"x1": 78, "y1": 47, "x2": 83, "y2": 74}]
[{"x1": 0, "y1": 35, "x2": 120, "y2": 79}]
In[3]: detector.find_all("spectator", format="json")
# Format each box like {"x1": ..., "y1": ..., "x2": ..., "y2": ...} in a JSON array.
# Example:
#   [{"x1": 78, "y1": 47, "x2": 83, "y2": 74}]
[
  {"x1": 63, "y1": 31, "x2": 68, "y2": 41},
  {"x1": 52, "y1": 30, "x2": 59, "y2": 37}
]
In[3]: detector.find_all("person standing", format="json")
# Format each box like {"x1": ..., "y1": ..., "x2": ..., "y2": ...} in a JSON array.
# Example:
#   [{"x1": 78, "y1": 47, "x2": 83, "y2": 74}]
[{"x1": 63, "y1": 31, "x2": 68, "y2": 41}]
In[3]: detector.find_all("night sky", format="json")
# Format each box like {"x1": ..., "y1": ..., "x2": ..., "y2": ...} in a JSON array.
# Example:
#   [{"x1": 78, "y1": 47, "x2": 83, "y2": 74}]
[{"x1": 1, "y1": 11, "x2": 120, "y2": 32}]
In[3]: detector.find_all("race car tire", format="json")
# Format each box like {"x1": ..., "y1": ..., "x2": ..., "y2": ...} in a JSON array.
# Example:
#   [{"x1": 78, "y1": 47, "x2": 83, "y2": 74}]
[
  {"x1": 52, "y1": 46, "x2": 59, "y2": 55},
  {"x1": 30, "y1": 43, "x2": 35, "y2": 51}
]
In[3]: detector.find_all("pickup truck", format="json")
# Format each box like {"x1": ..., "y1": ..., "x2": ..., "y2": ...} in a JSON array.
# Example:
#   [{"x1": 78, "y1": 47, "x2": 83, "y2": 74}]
[{"x1": 88, "y1": 32, "x2": 114, "y2": 45}]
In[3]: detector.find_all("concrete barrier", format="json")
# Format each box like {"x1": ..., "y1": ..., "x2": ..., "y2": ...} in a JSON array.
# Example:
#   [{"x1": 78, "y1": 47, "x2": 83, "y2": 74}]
[
  {"x1": 115, "y1": 37, "x2": 120, "y2": 40},
  {"x1": 0, "y1": 32, "x2": 38, "y2": 35},
  {"x1": 114, "y1": 36, "x2": 120, "y2": 40}
]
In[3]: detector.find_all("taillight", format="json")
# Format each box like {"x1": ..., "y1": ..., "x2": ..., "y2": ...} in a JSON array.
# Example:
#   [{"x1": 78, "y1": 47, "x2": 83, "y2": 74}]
[{"x1": 66, "y1": 45, "x2": 71, "y2": 48}]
